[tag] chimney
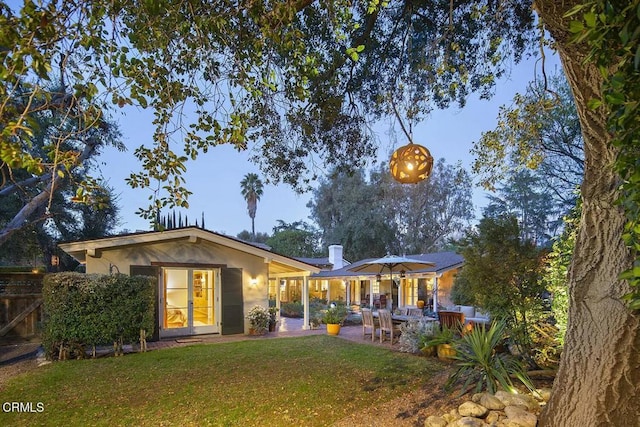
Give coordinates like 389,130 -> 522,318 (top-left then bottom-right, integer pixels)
328,245 -> 344,270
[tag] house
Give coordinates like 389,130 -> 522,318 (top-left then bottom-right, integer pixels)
306,251 -> 464,311
58,227 -> 320,339
59,229 -> 464,337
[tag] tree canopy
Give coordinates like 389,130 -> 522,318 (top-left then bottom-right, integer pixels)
309,159 -> 473,260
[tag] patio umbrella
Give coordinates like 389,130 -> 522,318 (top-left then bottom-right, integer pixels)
347,254 -> 435,276
347,255 -> 435,308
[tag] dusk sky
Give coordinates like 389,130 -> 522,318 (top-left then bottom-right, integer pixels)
100,51 -> 562,237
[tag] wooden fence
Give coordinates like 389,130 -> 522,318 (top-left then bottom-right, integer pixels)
0,273 -> 44,342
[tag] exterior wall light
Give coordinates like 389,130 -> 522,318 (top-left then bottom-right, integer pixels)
389,142 -> 434,184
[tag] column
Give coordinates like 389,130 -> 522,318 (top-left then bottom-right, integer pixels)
433,275 -> 439,313
302,275 -> 309,330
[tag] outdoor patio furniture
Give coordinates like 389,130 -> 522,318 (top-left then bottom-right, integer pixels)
361,308 -> 377,342
438,310 -> 465,330
379,294 -> 387,309
378,309 -> 400,344
407,308 -> 423,317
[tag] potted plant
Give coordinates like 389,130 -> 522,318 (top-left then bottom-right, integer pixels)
322,304 -> 348,335
418,334 -> 437,357
267,306 -> 279,332
426,324 -> 459,359
246,306 -> 270,335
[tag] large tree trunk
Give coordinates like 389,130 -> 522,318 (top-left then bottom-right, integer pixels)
534,1 -> 640,425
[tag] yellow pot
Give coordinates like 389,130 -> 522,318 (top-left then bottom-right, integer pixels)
416,300 -> 425,309
420,345 -> 436,357
326,324 -> 341,335
437,344 -> 457,360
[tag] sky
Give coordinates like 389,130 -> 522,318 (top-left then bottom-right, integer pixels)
99,53 -> 562,237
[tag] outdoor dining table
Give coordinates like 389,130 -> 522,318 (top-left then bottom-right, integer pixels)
371,311 -> 437,323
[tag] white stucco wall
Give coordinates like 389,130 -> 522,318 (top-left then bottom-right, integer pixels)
84,238 -> 270,333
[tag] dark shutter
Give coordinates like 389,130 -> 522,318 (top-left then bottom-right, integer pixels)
221,268 -> 244,335
130,265 -> 160,341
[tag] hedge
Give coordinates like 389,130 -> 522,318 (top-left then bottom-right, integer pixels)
42,272 -> 155,359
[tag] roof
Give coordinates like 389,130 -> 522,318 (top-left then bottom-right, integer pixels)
58,226 -> 320,276
294,257 -> 332,268
310,251 -> 463,279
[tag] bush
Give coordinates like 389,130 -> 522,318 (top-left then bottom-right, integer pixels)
398,319 -> 438,354
280,302 -> 304,317
446,321 -> 535,395
42,272 -> 155,359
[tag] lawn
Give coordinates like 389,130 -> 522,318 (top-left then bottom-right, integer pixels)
0,335 -> 446,426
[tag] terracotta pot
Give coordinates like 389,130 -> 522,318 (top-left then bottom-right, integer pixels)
326,323 -> 341,335
437,343 -> 457,359
416,300 -> 425,309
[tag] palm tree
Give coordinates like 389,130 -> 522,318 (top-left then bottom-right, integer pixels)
240,173 -> 264,240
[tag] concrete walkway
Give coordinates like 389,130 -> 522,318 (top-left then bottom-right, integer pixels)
145,317 -> 401,353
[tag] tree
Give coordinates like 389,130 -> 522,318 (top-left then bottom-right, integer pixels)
236,230 -> 270,244
484,169 -> 559,247
265,220 -> 321,258
309,168 -> 394,261
373,159 -> 474,255
240,173 -> 264,240
452,215 -> 547,361
472,71 -> 585,215
309,160 -> 473,259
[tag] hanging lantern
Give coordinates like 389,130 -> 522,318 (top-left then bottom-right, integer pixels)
389,142 -> 434,184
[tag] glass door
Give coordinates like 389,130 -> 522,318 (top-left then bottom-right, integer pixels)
192,269 -> 217,334
162,268 -> 219,337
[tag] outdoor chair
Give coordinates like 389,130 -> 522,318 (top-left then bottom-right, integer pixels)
379,294 -> 387,309
378,309 -> 400,344
361,308 -> 377,342
407,308 -> 424,317
438,311 -> 465,331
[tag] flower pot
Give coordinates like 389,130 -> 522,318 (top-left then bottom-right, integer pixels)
416,300 -> 425,309
437,343 -> 456,360
326,323 -> 341,335
420,345 -> 436,357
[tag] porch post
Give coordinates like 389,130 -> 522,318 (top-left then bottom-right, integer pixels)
369,278 -> 374,307
302,275 -> 310,330
433,275 -> 439,313
345,280 -> 350,306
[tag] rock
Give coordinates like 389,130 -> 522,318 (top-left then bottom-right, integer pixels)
479,394 -> 506,411
449,417 -> 487,427
494,391 -> 540,411
443,413 -> 457,423
536,388 -> 552,402
471,393 -> 484,403
485,410 -> 503,425
504,405 -> 538,427
458,401 -> 489,418
424,415 -> 448,427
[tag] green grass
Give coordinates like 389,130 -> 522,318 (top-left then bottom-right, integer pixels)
0,336 -> 446,426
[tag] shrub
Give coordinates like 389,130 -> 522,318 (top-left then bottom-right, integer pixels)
42,272 -> 155,359
446,321 -> 535,395
280,302 -> 304,317
398,319 -> 438,354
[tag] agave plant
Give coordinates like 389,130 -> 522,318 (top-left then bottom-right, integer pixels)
446,320 -> 535,395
